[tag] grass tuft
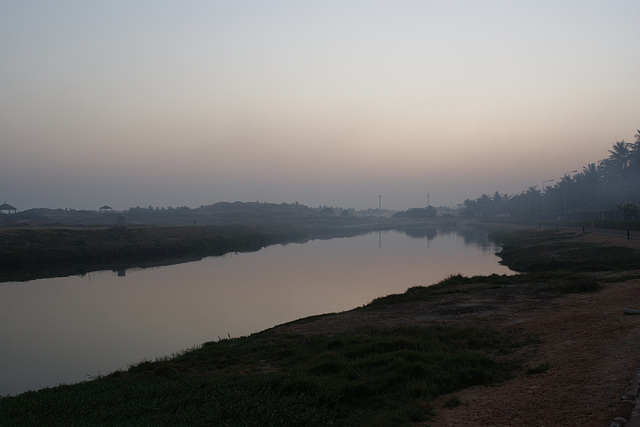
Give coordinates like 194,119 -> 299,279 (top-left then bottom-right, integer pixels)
443,395 -> 461,409
525,363 -> 550,375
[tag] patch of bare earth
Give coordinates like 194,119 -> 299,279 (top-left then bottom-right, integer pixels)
270,232 -> 640,426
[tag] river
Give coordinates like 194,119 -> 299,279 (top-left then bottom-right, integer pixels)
0,226 -> 512,397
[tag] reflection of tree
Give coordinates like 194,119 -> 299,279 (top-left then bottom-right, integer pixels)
397,226 -> 497,253
455,229 -> 497,254
402,227 -> 437,240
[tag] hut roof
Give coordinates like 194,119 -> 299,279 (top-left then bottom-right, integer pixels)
99,205 -> 113,210
0,203 -> 17,211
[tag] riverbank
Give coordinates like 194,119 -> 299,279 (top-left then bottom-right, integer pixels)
0,216 -> 444,282
2,228 -> 640,425
276,229 -> 640,426
0,225 -> 302,282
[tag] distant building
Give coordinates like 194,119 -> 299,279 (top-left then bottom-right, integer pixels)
99,205 -> 113,213
0,203 -> 17,214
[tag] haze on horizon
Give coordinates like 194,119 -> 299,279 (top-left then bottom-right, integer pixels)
1,1 -> 638,212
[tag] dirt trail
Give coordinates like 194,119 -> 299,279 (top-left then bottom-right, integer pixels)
428,276 -> 640,426
272,232 -> 640,426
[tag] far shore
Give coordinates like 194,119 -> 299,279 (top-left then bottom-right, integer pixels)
0,216 -> 463,283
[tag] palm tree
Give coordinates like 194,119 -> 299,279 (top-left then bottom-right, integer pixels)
526,186 -> 541,197
525,186 -> 540,219
627,130 -> 640,184
608,140 -> 631,161
606,140 -> 631,184
582,162 -> 599,180
578,162 -> 602,212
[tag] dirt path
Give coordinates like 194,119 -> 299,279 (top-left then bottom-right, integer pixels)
428,276 -> 640,426
271,232 -> 640,426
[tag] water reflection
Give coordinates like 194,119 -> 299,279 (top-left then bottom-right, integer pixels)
399,227 -> 438,240
381,225 -> 496,253
0,227 -> 511,397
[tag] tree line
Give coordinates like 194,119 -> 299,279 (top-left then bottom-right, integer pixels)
462,130 -> 640,221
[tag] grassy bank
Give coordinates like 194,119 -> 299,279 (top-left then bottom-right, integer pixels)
0,225 -> 306,282
2,228 -> 638,425
493,228 -> 640,272
0,326 -> 523,426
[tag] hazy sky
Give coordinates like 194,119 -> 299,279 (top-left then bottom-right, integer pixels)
1,1 -> 639,211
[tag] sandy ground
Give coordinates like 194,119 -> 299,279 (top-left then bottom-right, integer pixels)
427,276 -> 640,426
271,232 -> 640,426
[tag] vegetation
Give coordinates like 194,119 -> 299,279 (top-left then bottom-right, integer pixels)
442,395 -> 462,409
0,201 -> 398,229
0,225 -> 306,282
392,206 -> 437,219
526,363 -> 550,375
368,270 -> 601,308
494,229 -> 640,272
0,326 -> 522,426
0,202 -> 434,282
462,129 -> 640,221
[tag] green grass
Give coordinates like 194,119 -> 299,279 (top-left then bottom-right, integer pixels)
368,271 -> 601,308
1,326 -> 523,426
525,363 -> 550,375
601,273 -> 640,283
442,395 -> 462,409
493,229 -> 640,272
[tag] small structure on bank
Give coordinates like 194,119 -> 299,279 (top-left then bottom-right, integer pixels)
0,203 -> 17,214
99,205 -> 113,213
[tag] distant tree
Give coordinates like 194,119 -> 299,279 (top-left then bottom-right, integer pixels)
615,202 -> 639,219
576,162 -> 602,212
605,140 -> 631,184
582,162 -> 599,181
526,186 -> 541,197
627,130 -> 640,185
461,199 -> 476,217
461,129 -> 640,220
392,206 -> 436,219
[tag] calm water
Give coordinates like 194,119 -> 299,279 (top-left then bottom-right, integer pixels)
0,228 -> 512,396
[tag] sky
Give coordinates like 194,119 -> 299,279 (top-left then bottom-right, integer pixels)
1,1 -> 639,211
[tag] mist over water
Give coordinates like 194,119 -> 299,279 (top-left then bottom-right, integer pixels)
0,228 -> 510,396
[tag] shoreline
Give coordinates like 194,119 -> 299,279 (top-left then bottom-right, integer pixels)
3,227 -> 640,425
0,218 -> 461,283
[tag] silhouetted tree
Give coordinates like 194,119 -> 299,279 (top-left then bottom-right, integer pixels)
616,202 -> 639,220
392,206 -> 436,219
462,130 -> 640,220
